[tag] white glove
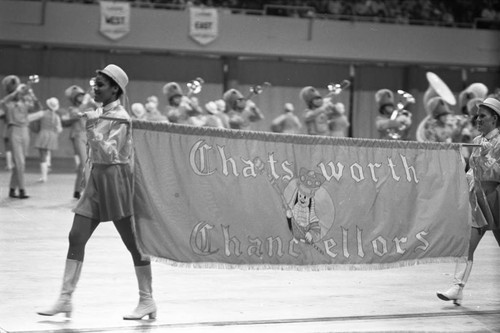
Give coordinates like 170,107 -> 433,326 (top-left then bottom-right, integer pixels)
84,110 -> 100,120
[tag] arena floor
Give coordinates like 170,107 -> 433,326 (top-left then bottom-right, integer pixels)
1,159 -> 499,333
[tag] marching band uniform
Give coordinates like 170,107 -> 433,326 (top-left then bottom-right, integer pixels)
144,96 -> 168,122
204,99 -> 228,129
223,88 -> 264,130
32,97 -> 63,182
62,85 -> 97,199
163,82 -> 202,125
422,96 -> 460,143
0,75 -> 43,199
328,100 -> 350,138
437,97 -> 500,305
270,103 -> 302,134
374,89 -> 412,140
300,86 -> 349,137
300,86 -> 330,136
38,64 -> 157,321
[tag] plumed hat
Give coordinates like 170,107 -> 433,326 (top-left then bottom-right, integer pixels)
300,86 -> 321,106
46,97 -> 59,111
65,85 -> 85,104
162,82 -> 183,103
466,97 -> 483,117
375,89 -> 395,110
97,64 -> 128,94
458,83 -> 488,114
223,89 -> 244,111
426,96 -> 452,118
2,75 -> 20,94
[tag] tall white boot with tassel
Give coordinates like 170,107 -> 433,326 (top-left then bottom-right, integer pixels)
437,260 -> 473,305
37,259 -> 83,318
123,265 -> 157,320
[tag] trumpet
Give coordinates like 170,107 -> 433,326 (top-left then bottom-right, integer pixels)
17,74 -> 40,96
326,79 -> 350,96
187,77 -> 204,96
387,90 -> 414,140
246,82 -> 271,99
28,75 -> 40,85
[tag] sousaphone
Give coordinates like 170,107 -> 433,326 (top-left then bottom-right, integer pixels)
416,72 -> 457,142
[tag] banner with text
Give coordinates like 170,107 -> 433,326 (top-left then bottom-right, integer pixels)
100,1 -> 130,40
132,122 -> 471,270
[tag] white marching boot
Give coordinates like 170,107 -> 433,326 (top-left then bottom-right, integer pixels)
37,259 -> 83,318
5,151 -> 13,170
38,162 -> 48,182
123,265 -> 157,320
437,260 -> 473,305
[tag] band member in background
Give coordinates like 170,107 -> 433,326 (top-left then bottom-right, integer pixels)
163,82 -> 202,125
144,95 -> 168,122
223,88 -> 264,130
204,100 -> 228,128
300,86 -> 331,136
437,97 -> 500,306
37,64 -> 157,320
32,97 -> 63,183
422,96 -> 461,143
374,89 -> 412,140
328,99 -> 350,138
61,85 -> 97,199
0,75 -> 43,199
457,83 -> 489,169
270,102 -> 302,134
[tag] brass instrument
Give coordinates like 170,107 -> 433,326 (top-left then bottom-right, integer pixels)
186,77 -> 204,96
245,82 -> 271,100
386,90 -> 415,140
326,79 -> 350,96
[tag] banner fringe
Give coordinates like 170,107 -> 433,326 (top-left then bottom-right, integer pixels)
131,120 -> 462,151
146,255 -> 467,271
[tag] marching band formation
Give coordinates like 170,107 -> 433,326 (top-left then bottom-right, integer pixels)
1,64 -> 500,318
0,71 -> 499,199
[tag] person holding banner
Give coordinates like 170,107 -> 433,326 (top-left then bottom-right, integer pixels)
37,64 -> 157,320
437,97 -> 500,306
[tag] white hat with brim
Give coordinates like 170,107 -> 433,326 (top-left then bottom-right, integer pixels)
97,64 -> 128,95
479,97 -> 500,117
